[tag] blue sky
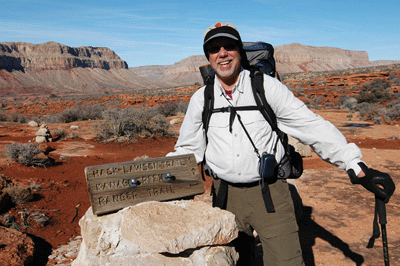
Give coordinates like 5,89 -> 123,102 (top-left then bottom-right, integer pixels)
1,0 -> 400,67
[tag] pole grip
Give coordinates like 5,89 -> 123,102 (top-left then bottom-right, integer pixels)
376,197 -> 387,225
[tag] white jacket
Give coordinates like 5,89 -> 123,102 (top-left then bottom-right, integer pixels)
167,69 -> 363,183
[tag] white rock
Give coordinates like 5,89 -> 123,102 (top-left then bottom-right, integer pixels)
35,136 -> 47,143
288,135 -> 312,157
35,127 -> 50,136
72,200 -> 239,266
28,121 -> 39,127
170,118 -> 182,125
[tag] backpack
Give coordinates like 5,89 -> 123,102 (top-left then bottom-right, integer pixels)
199,41 -> 302,180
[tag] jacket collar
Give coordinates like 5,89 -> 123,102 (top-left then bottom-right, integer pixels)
215,67 -> 245,95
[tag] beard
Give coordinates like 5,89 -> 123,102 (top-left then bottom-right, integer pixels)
212,54 -> 241,82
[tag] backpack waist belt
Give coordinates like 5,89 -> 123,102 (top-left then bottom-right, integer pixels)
213,177 -> 276,213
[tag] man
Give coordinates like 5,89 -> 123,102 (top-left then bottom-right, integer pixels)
167,22 -> 394,265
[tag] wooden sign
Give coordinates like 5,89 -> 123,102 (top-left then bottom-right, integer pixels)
85,154 -> 204,215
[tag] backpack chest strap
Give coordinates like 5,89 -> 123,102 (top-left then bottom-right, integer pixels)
212,106 -> 259,133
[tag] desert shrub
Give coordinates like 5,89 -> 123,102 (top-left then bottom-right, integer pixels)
347,113 -> 353,120
54,127 -> 67,139
386,100 -> 400,121
0,111 -> 6,121
312,96 -> 324,105
392,78 -> 400,86
31,213 -> 49,226
5,185 -> 34,205
57,104 -> 104,123
373,116 -> 384,124
94,107 -> 170,140
339,96 -> 357,110
354,102 -> 377,118
333,85 -> 342,91
6,112 -> 29,123
3,214 -> 19,230
156,100 -> 180,117
5,142 -> 51,167
325,102 -> 334,109
156,100 -> 189,116
29,182 -> 42,192
176,101 -> 189,114
357,78 -> 392,103
295,88 -> 305,96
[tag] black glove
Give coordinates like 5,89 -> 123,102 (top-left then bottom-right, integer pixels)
347,162 -> 395,203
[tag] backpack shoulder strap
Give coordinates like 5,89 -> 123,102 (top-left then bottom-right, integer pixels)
249,68 -> 277,131
202,77 -> 215,135
250,68 -> 288,146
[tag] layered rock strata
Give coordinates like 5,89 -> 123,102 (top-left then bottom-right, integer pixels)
131,43 -> 373,86
0,42 -> 128,71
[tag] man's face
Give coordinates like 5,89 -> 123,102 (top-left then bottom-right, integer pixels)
207,37 -> 241,84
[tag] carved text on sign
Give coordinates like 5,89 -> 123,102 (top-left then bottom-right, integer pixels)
86,156 -> 196,179
147,185 -> 174,197
85,154 -> 204,215
98,191 -> 138,206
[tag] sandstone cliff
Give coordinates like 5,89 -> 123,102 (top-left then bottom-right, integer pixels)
274,43 -> 370,73
0,42 -> 172,100
131,43 -> 382,86
0,42 -> 128,71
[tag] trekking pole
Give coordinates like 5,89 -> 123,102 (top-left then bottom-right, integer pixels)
376,197 -> 390,266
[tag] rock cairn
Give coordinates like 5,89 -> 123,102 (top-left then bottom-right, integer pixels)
35,124 -> 53,143
72,200 -> 239,266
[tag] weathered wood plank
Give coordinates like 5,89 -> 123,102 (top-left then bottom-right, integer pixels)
85,154 -> 204,215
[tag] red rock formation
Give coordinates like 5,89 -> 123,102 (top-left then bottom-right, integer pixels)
0,42 -> 128,71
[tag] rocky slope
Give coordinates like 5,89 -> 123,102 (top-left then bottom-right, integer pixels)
0,42 -> 128,71
131,43 -> 400,86
0,42 -> 171,102
274,43 -> 369,73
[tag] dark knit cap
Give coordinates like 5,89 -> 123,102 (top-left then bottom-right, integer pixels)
203,22 -> 243,59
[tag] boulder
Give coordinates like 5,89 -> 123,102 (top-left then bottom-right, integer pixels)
0,226 -> 35,265
72,200 -> 239,266
27,120 -> 39,127
288,135 -> 312,157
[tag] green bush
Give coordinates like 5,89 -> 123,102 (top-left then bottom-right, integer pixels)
357,78 -> 392,103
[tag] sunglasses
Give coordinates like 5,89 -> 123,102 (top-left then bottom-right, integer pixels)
208,43 -> 238,54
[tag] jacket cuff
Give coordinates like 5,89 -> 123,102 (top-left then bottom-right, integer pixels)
346,160 -> 364,176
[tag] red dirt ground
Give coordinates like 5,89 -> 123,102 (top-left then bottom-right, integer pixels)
0,111 -> 399,265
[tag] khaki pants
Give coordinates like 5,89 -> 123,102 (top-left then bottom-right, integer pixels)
213,179 -> 304,266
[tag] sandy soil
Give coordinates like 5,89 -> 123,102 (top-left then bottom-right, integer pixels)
0,110 -> 399,266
